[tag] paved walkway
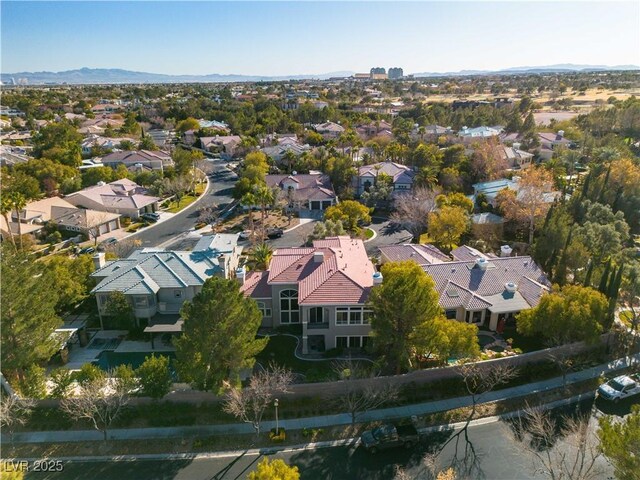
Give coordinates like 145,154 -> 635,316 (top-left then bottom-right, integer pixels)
6,353 -> 638,444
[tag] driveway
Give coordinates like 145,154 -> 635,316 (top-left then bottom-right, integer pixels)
365,217 -> 413,255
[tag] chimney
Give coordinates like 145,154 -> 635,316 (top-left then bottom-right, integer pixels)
314,251 -> 324,263
475,258 -> 489,271
92,252 -> 106,270
373,271 -> 383,285
235,266 -> 246,285
500,245 -> 513,258
505,282 -> 517,293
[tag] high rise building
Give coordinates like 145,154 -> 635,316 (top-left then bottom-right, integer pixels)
388,67 -> 404,79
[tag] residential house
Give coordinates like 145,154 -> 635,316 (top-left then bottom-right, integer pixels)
471,177 -> 560,207
192,233 -> 243,274
100,150 -> 173,173
538,131 -> 573,160
91,246 -> 239,328
0,145 -> 30,167
52,206 -> 121,237
499,143 -> 534,170
422,255 -> 549,331
379,244 -> 451,265
199,135 -> 242,159
353,162 -> 415,196
313,121 -> 345,140
81,135 -> 128,155
355,120 -> 393,139
65,178 -> 160,219
458,126 -> 503,143
265,173 -> 337,212
410,124 -> 453,141
261,137 -> 312,165
240,236 -> 376,354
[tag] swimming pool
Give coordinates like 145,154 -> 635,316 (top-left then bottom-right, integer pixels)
477,332 -> 495,349
87,337 -> 122,350
93,351 -> 176,372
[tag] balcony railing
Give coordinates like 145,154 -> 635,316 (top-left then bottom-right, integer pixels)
306,322 -> 329,330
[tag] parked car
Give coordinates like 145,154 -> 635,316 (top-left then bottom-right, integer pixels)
97,237 -> 118,251
360,424 -> 420,454
266,228 -> 284,239
597,374 -> 640,402
141,212 -> 161,222
79,246 -> 95,255
239,230 -> 251,240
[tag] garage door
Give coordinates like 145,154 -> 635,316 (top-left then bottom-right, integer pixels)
108,220 -> 118,230
310,201 -> 321,210
99,224 -> 109,235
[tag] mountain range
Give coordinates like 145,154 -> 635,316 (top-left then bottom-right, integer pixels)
1,64 -> 638,85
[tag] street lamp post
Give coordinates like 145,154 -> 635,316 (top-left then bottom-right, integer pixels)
274,398 -> 279,435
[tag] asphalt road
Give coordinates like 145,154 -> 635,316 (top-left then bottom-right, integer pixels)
26,398 -> 628,480
128,158 -> 237,250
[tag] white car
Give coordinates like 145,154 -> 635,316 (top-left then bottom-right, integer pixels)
598,374 -> 640,402
238,230 -> 251,240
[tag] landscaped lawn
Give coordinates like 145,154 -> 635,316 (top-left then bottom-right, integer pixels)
501,326 -> 547,353
256,335 -> 336,382
164,183 -> 206,213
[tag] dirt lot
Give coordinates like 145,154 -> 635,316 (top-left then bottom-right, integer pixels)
214,210 -> 299,234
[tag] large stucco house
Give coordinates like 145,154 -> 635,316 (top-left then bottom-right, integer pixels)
353,162 -> 415,197
240,236 -> 376,354
379,244 -> 550,332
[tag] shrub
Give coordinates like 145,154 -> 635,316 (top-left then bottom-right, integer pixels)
136,354 -> 172,399
49,368 -> 74,398
113,364 -> 138,393
269,427 -> 286,442
74,363 -> 105,386
20,364 -> 47,399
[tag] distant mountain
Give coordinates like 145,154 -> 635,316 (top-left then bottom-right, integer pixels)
2,64 -> 638,85
411,64 -> 640,77
0,67 -> 356,85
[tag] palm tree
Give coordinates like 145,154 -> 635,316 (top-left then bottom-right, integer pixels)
249,243 -> 273,271
253,185 -> 275,238
8,192 -> 27,251
415,166 -> 438,189
282,150 -> 297,173
0,195 -> 17,248
241,192 -> 257,242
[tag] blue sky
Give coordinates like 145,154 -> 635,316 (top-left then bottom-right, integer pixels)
2,1 -> 639,75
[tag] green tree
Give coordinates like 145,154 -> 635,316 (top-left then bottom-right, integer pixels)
104,292 -> 136,329
19,364 -> 47,399
49,367 -> 75,398
599,405 -> 640,480
82,167 -> 116,188
174,277 -> 267,391
113,364 -> 138,394
137,354 -> 172,399
517,285 -> 608,345
120,111 -> 140,135
428,205 -> 469,250
46,255 -> 95,314
436,192 -> 474,214
172,147 -> 204,177
139,134 -> 158,151
324,200 -> 371,232
175,117 -> 200,135
369,261 -> 444,373
413,317 -> 480,364
32,121 -> 82,167
247,458 -> 300,480
1,247 -> 62,382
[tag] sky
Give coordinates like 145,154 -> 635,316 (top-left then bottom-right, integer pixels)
1,1 -> 639,76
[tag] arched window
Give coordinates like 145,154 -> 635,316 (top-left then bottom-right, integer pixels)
279,289 -> 299,323
309,307 -> 324,324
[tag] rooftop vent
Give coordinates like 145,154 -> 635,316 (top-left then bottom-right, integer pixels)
373,271 -> 383,285
505,282 -> 517,293
500,245 -> 513,258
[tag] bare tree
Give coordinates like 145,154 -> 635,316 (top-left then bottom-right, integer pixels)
222,362 -> 293,436
390,188 -> 439,241
103,238 -> 142,258
513,406 -> 604,480
330,358 -> 400,425
60,376 -> 130,442
197,205 -> 219,226
395,454 -> 457,480
548,351 -> 575,391
459,363 -> 518,420
0,394 -> 35,440
87,212 -> 116,246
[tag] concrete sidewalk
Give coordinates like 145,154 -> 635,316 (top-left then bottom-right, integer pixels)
6,353 -> 638,444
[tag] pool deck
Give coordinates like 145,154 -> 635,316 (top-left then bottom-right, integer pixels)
114,340 -> 175,353
63,330 -> 134,370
